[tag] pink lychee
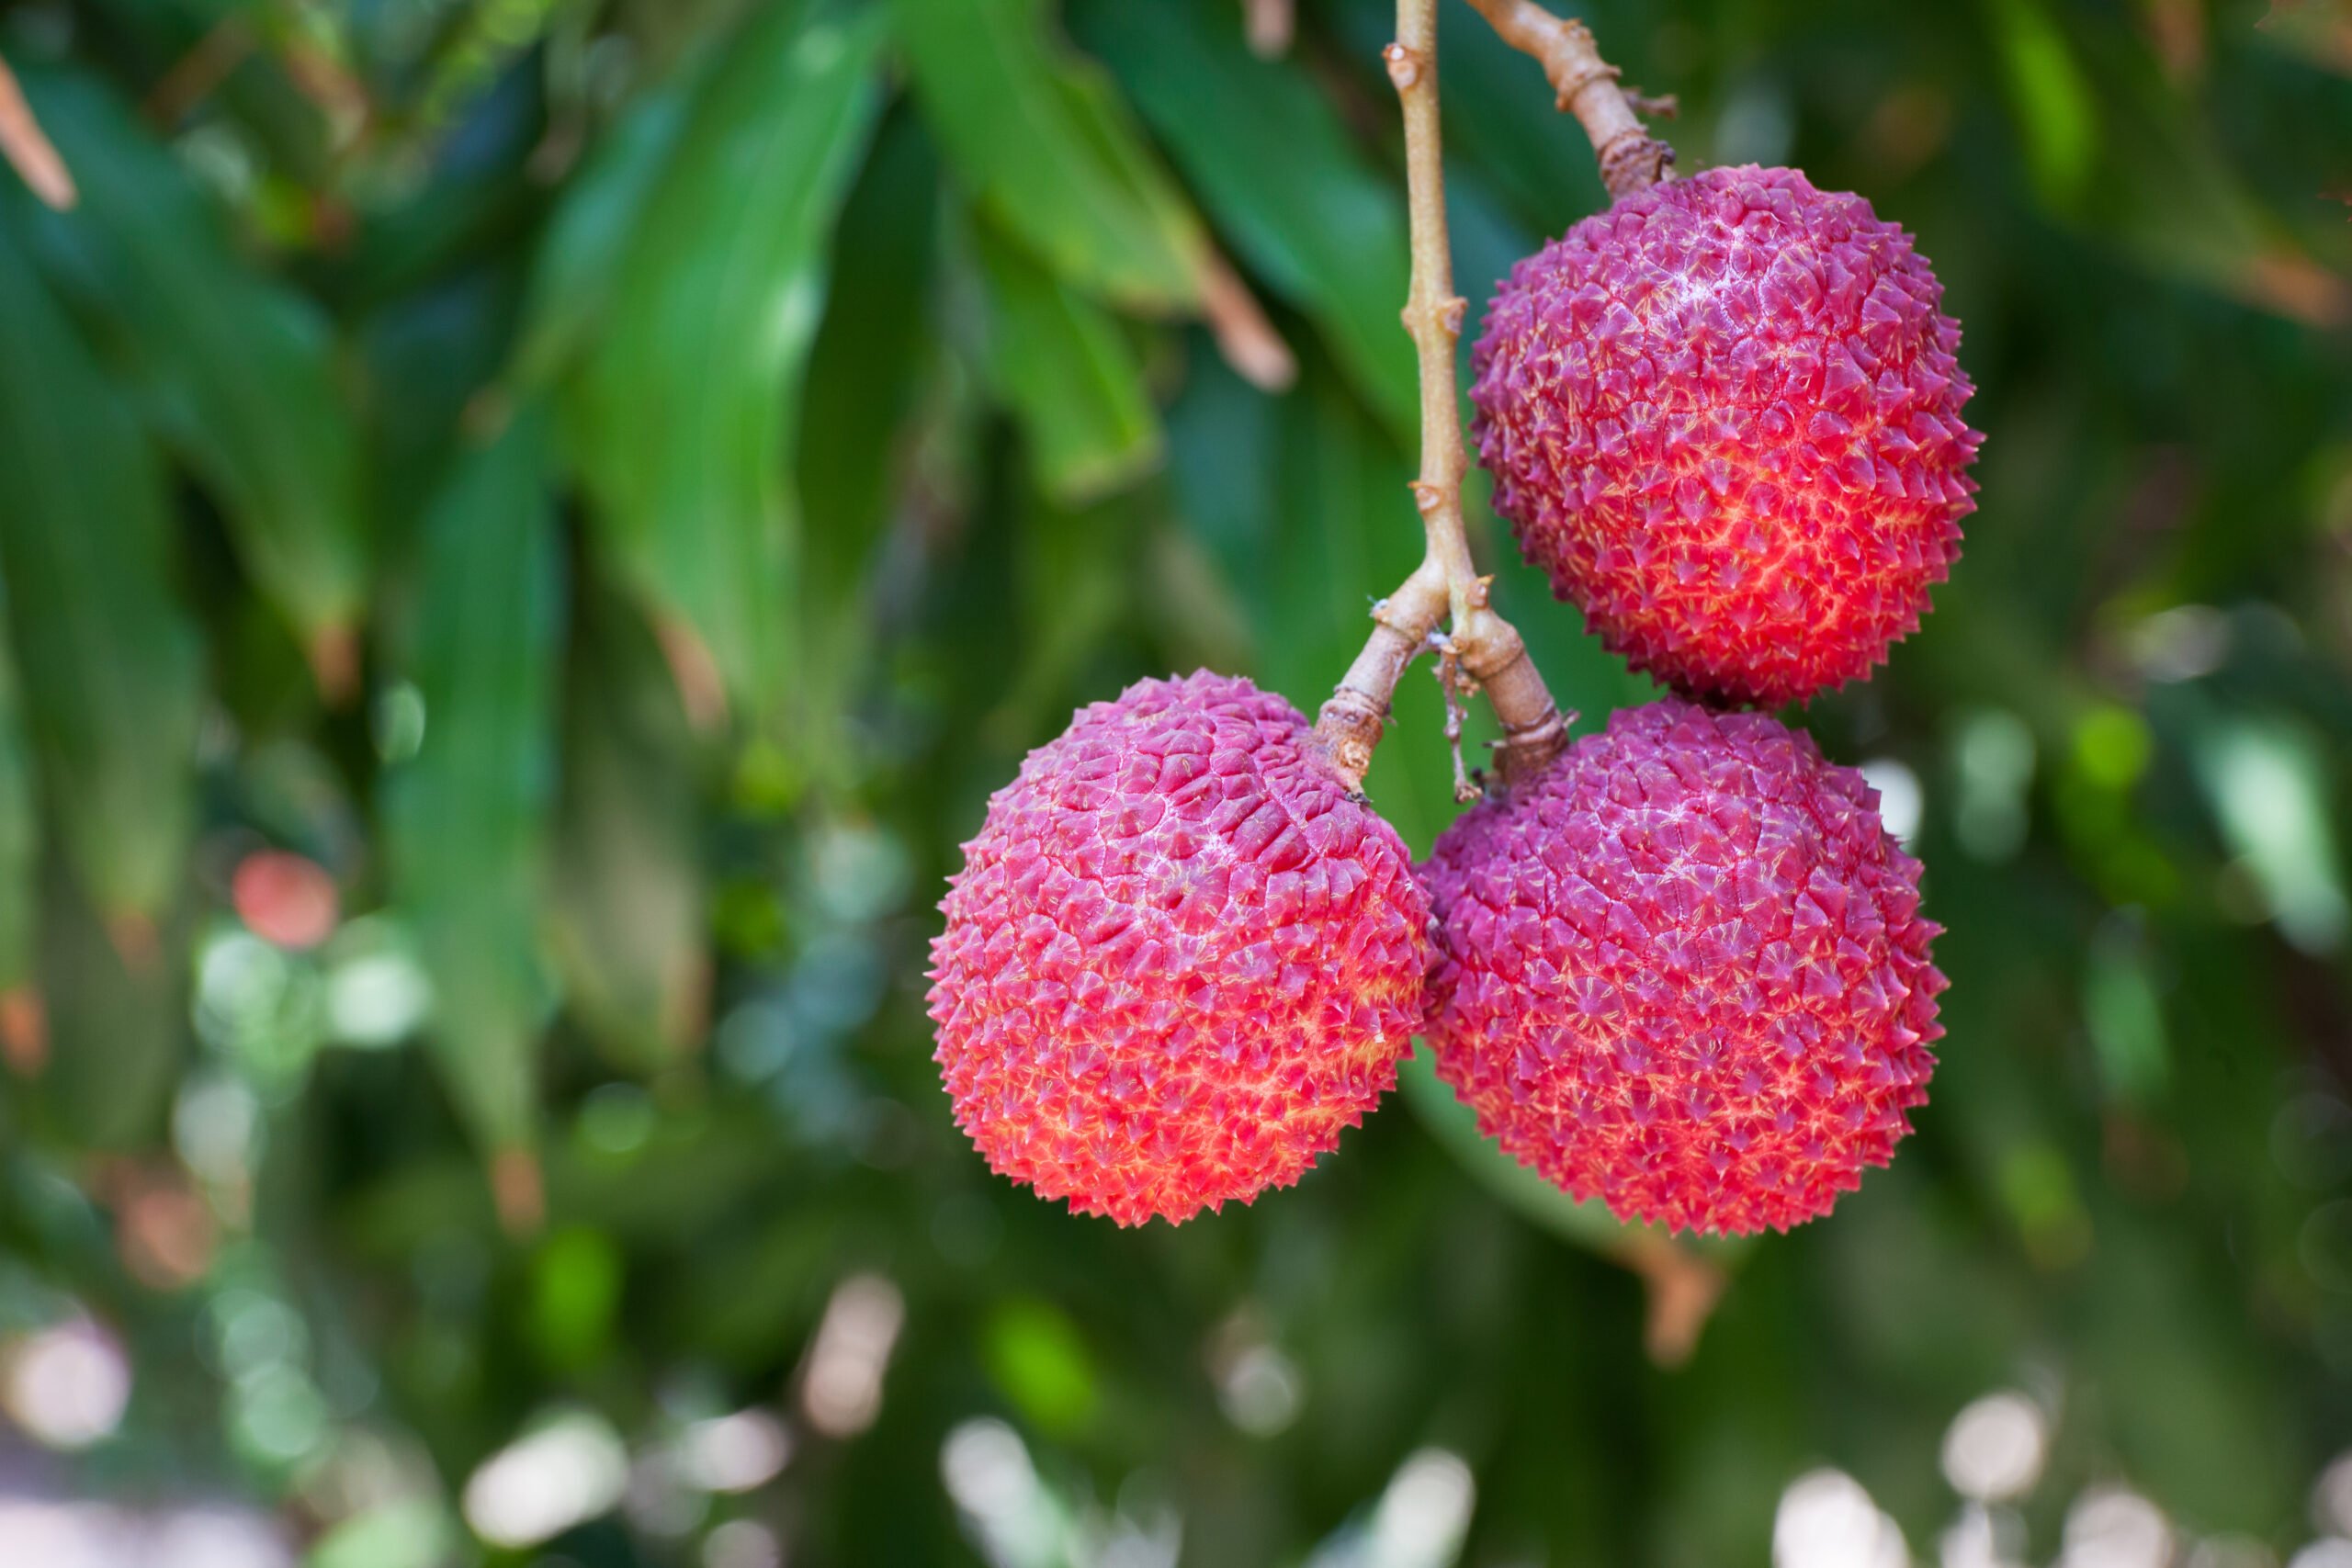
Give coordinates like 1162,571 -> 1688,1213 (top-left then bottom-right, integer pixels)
1419,699 -> 1945,1235
1469,164 -> 1982,707
928,672 -> 1429,1225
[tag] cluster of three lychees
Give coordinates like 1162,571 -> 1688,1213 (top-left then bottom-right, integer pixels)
929,166 -> 1981,1237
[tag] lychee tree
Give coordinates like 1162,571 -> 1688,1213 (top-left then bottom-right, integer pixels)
0,0 -> 2343,1555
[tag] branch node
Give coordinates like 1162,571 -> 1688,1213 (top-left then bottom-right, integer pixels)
1550,57 -> 1620,116
1383,42 -> 1422,90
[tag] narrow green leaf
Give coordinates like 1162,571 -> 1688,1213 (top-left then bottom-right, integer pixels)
972,221 -> 1163,506
361,266 -> 528,547
0,232 -> 201,928
980,481 -> 1147,747
551,590 -> 707,1076
385,411 -> 562,1165
801,107 -> 942,607
2190,715 -> 2348,954
17,68 -> 368,681
2087,53 -> 2346,327
38,866 -> 186,1150
796,108 -> 942,769
0,592 -> 38,1003
568,1 -> 887,727
1987,0 -> 2100,208
511,69 -> 700,390
1069,0 -> 1417,439
892,0 -> 1202,312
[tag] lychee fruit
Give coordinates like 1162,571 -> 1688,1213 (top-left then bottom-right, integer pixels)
928,671 -> 1429,1225
1419,699 -> 1945,1235
1469,164 -> 1982,707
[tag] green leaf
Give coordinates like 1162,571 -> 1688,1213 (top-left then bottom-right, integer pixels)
971,220 -> 1163,506
511,68 -> 701,391
551,590 -> 708,1076
384,410 -> 562,1168
2190,714 -> 2348,954
360,266 -> 528,548
797,107 -> 942,766
37,866 -> 186,1150
0,591 -> 40,1004
0,231 -> 201,928
2083,48 -> 2348,328
892,0 -> 1203,312
1069,0 -> 1417,439
982,1298 -> 1100,1437
17,67 -> 369,682
1986,0 -> 2100,208
568,1 -> 888,728
526,1224 -> 624,1371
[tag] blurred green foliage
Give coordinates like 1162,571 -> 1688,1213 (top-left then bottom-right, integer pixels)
0,0 -> 2346,1563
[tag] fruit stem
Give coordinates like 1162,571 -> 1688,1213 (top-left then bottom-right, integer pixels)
1456,0 -> 1675,199
1315,0 -> 1567,794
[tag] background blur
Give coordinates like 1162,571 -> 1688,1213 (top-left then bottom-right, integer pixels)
0,0 -> 2346,1563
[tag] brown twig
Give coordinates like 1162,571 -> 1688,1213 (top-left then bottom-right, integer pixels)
0,53 -> 74,210
1314,0 -> 1567,793
1457,0 -> 1674,198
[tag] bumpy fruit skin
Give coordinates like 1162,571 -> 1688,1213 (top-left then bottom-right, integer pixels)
927,672 -> 1429,1226
1419,700 -> 1945,1235
1469,164 -> 1982,707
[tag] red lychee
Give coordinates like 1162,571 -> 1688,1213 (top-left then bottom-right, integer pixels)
1419,699 -> 1944,1235
928,672 -> 1429,1226
1469,164 -> 1982,707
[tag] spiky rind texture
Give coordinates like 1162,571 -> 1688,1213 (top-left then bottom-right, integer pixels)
928,672 -> 1429,1226
1419,700 -> 1945,1235
1469,164 -> 1982,707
